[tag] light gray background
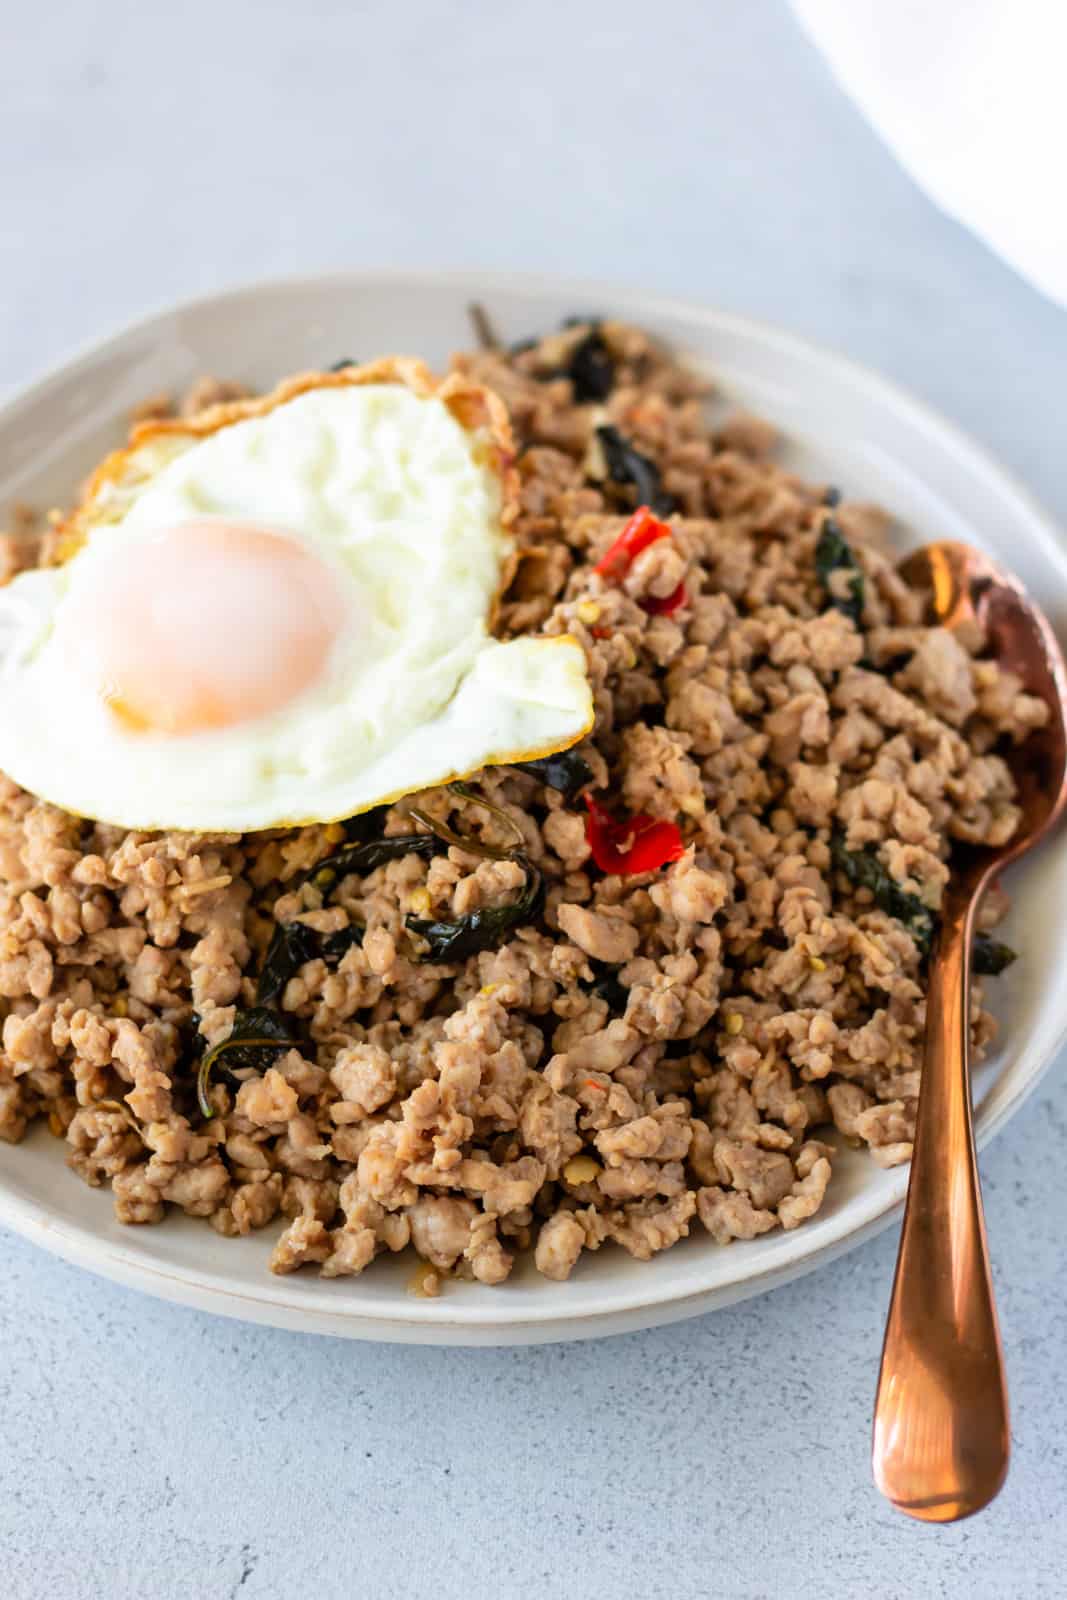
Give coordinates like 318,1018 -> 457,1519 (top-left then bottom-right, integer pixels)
1,3 -> 1065,1597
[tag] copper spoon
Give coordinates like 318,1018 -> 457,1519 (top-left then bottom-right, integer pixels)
871,540 -> 1067,1523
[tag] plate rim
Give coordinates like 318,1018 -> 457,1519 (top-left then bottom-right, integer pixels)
1,266 -> 1065,1344
8,264 -> 1067,586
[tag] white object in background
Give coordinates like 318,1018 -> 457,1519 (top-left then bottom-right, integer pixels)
791,0 -> 1067,310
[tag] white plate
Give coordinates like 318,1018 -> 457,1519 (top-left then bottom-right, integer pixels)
1,270 -> 1066,1345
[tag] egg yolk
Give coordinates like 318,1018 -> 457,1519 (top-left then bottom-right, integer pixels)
63,520 -> 346,735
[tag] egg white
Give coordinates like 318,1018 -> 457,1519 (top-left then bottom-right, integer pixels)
0,367 -> 594,830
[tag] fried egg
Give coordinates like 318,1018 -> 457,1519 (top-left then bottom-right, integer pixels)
0,360 -> 593,831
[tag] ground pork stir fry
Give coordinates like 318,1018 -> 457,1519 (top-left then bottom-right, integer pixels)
0,321 -> 1047,1288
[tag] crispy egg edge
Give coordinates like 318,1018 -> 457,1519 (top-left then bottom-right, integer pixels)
38,632 -> 595,835
270,633 -> 597,831
35,357 -> 593,834
54,355 -> 521,614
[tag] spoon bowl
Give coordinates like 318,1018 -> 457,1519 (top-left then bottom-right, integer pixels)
873,539 -> 1067,1521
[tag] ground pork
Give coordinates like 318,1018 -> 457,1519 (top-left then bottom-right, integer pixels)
0,317 -> 1037,1287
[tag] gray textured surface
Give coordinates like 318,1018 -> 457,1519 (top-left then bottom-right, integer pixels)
1,3 -> 1065,1596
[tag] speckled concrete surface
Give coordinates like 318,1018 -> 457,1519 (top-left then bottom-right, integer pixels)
1,3 -> 1066,1595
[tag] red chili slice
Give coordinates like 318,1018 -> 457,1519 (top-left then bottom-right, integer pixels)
641,581 -> 688,617
594,506 -> 672,582
584,794 -> 685,876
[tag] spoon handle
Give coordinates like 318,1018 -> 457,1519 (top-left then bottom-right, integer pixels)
872,889 -> 1010,1521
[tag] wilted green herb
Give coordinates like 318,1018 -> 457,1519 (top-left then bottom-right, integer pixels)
565,326 -> 615,402
197,831 -> 441,1115
256,918 -> 364,1006
832,833 -> 1021,976
815,516 -> 865,627
257,920 -> 321,1007
425,781 -> 526,854
339,805 -> 388,844
596,425 -> 676,516
306,833 -> 440,898
196,1007 -> 302,1120
254,828 -> 438,1003
327,357 -> 357,371
830,832 -> 936,957
407,864 -> 544,962
972,936 -> 1018,976
405,786 -> 543,961
510,749 -> 593,800
210,791 -> 550,1099
319,925 -> 365,963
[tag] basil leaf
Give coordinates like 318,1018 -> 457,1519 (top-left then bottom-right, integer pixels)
565,327 -> 615,402
830,832 -> 936,957
815,516 -> 865,627
257,921 -> 321,1007
319,925 -> 365,963
972,936 -> 1017,976
407,862 -> 544,963
831,833 -> 1020,980
596,425 -> 676,516
202,831 -> 452,1118
257,918 -> 364,1006
196,1007 -> 302,1120
254,829 -> 432,1007
306,833 -> 441,897
511,750 -> 593,800
340,804 -> 389,844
